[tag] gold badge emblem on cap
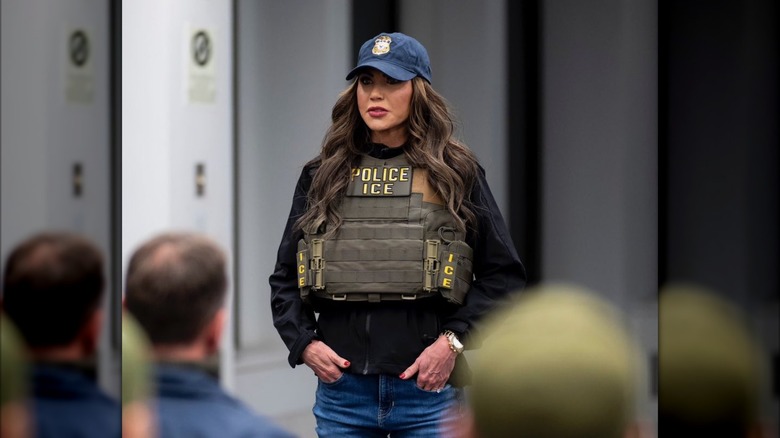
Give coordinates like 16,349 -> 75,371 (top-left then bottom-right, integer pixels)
372,35 -> 392,55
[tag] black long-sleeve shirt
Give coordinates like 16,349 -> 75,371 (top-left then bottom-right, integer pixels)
269,144 -> 526,381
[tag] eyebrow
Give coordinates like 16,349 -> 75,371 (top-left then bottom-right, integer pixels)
357,71 -> 399,82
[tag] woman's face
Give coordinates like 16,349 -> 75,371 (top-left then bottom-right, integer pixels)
356,68 -> 413,148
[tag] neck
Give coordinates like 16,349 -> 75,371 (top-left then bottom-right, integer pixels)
371,128 -> 407,148
30,343 -> 92,362
153,342 -> 212,362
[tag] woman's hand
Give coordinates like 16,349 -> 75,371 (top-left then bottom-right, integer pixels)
302,339 -> 350,383
398,334 -> 457,391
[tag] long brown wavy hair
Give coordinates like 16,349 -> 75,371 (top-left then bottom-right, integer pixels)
296,77 -> 480,238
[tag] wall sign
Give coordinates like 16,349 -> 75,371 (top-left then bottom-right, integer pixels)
66,28 -> 94,103
187,27 -> 216,103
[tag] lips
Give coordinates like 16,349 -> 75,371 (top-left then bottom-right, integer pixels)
367,106 -> 388,117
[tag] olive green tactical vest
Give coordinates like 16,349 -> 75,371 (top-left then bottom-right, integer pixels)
297,154 -> 473,304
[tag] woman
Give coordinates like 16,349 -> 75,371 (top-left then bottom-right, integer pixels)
270,32 -> 526,437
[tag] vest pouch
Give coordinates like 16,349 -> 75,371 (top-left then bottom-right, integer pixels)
296,239 -> 312,302
436,240 -> 473,305
297,239 -> 326,302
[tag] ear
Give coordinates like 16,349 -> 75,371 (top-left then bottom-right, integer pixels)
79,308 -> 103,355
203,308 -> 226,356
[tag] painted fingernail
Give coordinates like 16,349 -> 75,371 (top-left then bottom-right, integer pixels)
344,361 -> 350,367
399,373 -> 405,379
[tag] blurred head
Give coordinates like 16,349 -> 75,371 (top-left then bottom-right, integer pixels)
124,233 -> 227,351
2,232 -> 105,350
464,284 -> 639,438
121,312 -> 155,438
659,283 -> 764,437
1,313 -> 32,438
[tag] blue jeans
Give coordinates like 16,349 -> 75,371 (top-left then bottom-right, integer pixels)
313,373 -> 462,437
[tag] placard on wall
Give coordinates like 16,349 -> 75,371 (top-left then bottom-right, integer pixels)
187,26 -> 216,103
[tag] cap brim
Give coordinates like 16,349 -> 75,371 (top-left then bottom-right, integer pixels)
345,61 -> 417,82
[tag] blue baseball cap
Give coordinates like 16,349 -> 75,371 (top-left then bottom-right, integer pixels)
346,32 -> 432,84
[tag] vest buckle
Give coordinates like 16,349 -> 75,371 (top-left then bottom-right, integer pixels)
424,240 -> 440,291
310,239 -> 325,289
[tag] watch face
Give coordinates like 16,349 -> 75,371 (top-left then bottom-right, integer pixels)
448,333 -> 464,352
453,339 -> 464,352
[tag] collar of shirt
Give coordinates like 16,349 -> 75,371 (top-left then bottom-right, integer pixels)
32,363 -> 114,402
366,142 -> 407,159
155,363 -> 223,399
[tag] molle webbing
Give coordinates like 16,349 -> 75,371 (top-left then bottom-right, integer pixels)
340,196 -> 420,221
297,154 -> 473,304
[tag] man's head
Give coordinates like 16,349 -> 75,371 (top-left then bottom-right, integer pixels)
659,283 -> 765,437
2,232 -> 105,352
124,233 -> 227,355
463,284 -> 640,438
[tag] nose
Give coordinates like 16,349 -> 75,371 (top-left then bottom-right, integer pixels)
369,84 -> 384,101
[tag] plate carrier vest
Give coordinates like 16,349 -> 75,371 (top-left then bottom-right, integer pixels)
296,154 -> 474,304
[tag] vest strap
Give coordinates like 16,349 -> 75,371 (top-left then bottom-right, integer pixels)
310,239 -> 324,290
423,240 -> 440,292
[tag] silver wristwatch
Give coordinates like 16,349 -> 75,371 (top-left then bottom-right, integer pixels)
442,330 -> 464,354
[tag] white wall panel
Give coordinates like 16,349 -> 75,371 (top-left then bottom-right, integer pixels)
1,0 -> 115,395
121,0 -> 173,261
122,0 -> 235,386
2,0 -> 109,267
1,0 -> 51,257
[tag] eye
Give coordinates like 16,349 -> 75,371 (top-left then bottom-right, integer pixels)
359,76 -> 373,85
385,76 -> 401,85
